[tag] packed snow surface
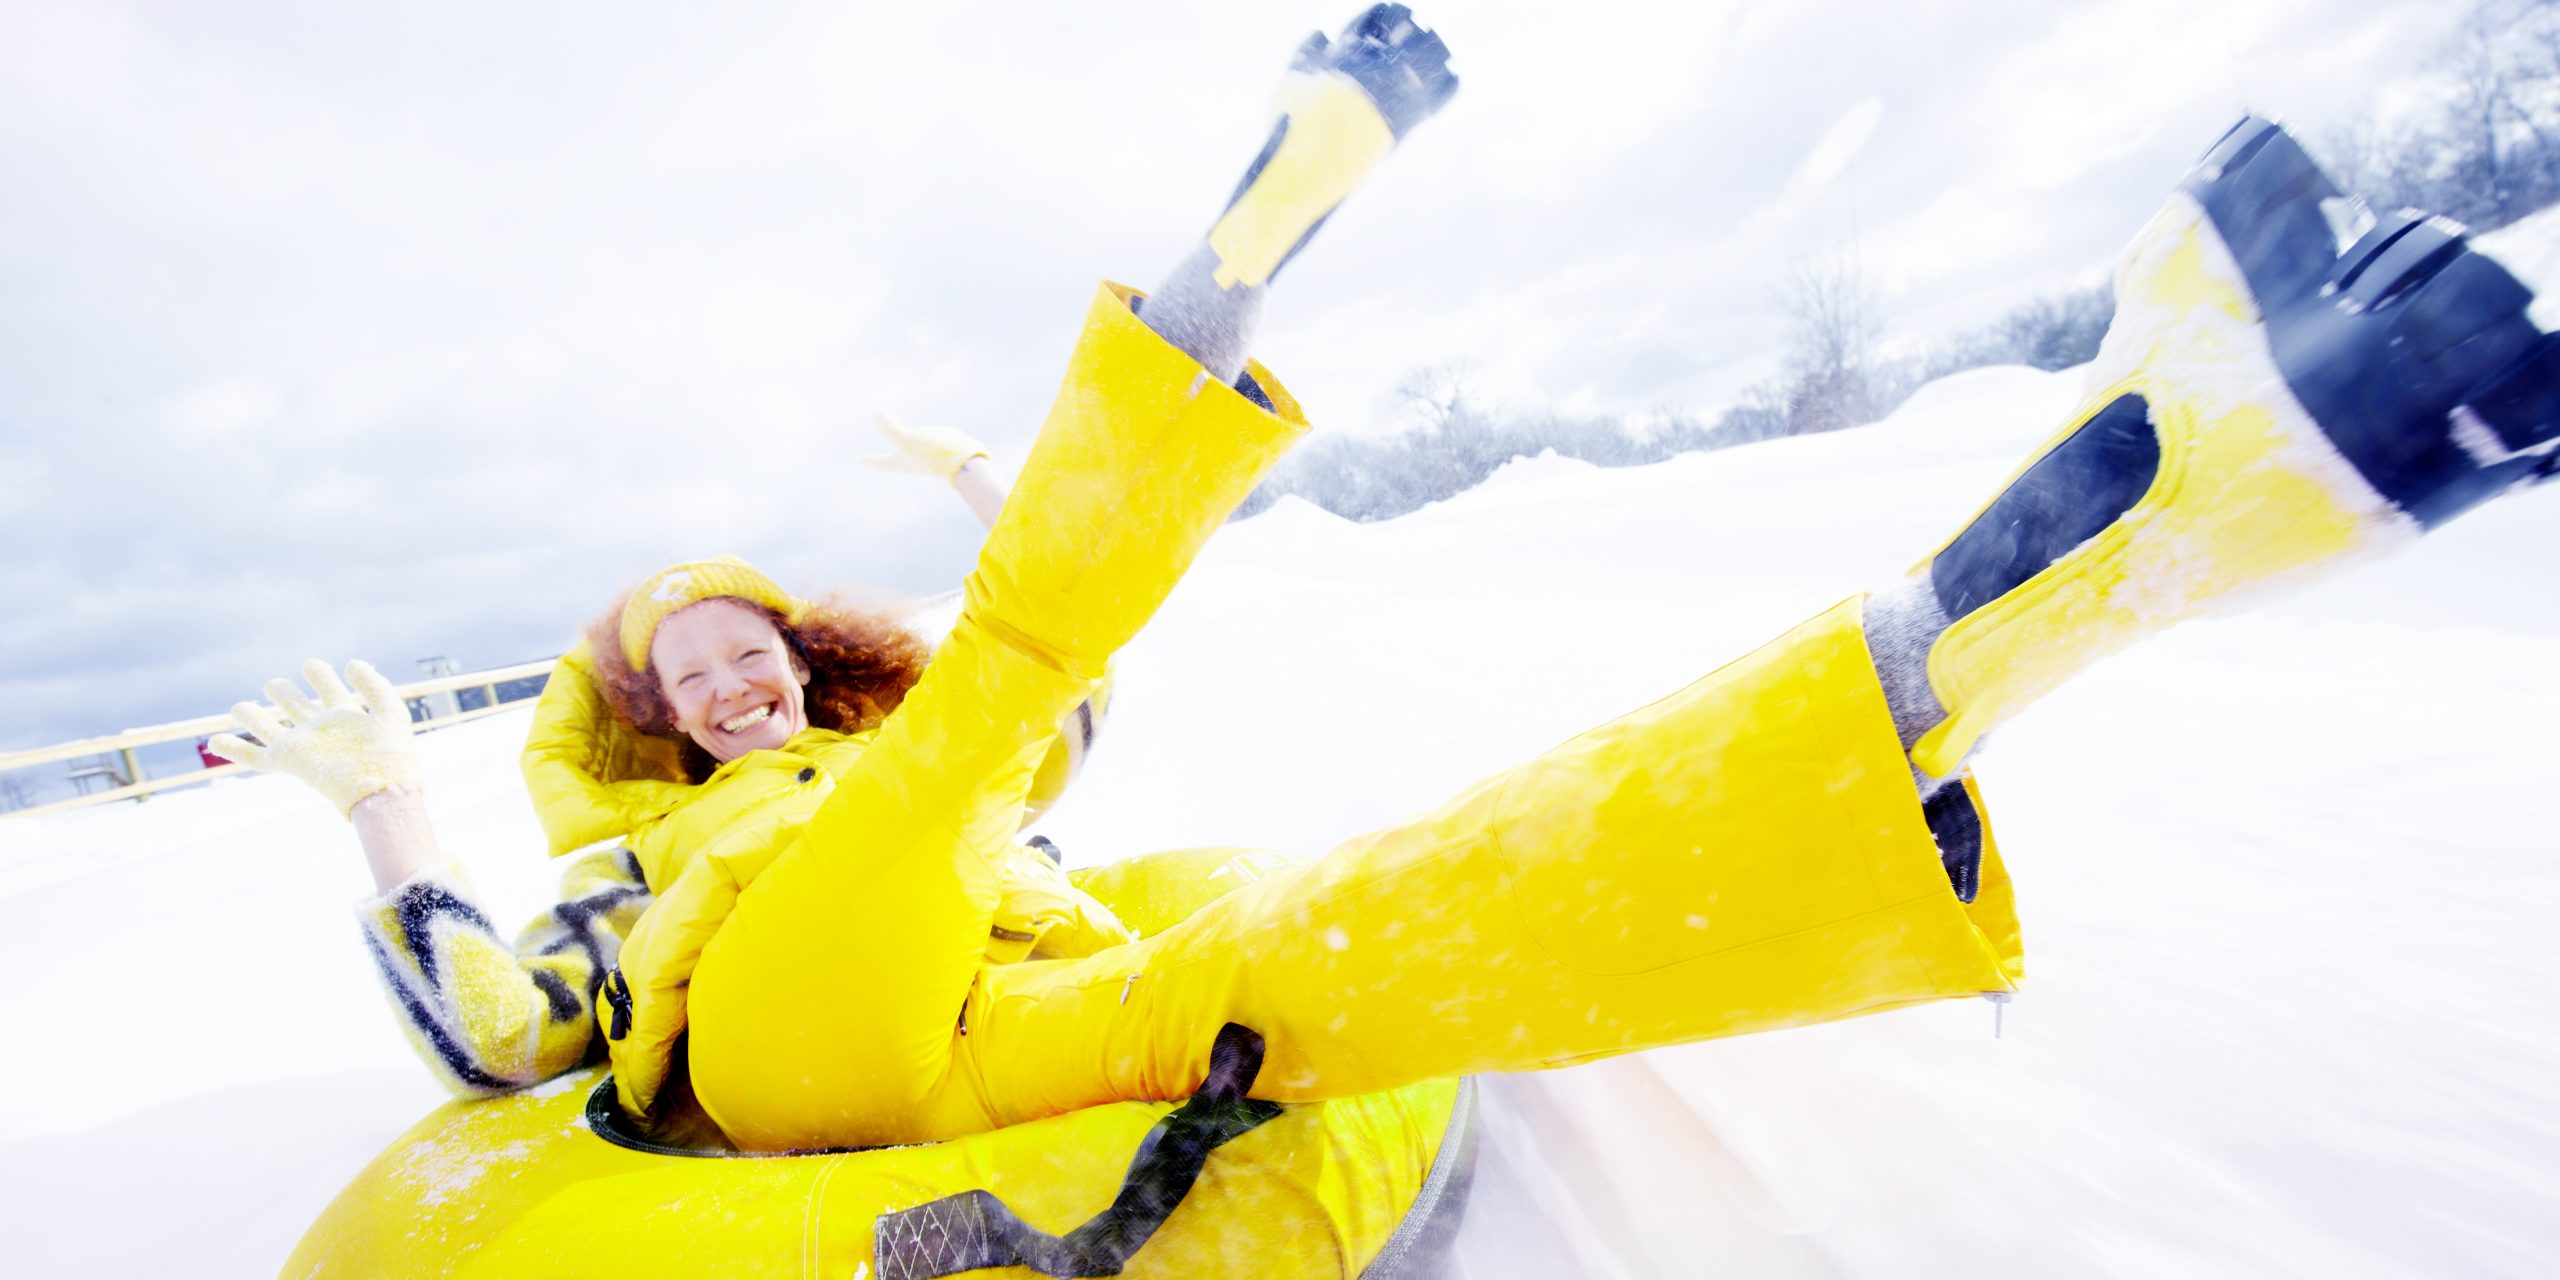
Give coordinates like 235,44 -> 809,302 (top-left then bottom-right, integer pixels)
7,274 -> 2560,1274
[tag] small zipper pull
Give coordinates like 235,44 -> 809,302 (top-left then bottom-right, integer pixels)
1120,973 -> 1142,1005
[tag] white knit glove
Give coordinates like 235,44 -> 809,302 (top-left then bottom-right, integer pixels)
861,411 -> 991,482
209,659 -> 421,817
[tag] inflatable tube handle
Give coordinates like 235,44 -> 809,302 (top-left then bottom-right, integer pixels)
873,1022 -> 1284,1279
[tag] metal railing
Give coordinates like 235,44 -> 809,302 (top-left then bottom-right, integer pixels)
0,657 -> 562,821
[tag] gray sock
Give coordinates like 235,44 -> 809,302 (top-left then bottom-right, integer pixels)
1137,242 -> 1268,385
1862,577 -> 1959,782
1868,578 -> 1991,898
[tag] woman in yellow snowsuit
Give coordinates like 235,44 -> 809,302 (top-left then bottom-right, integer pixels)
291,428 -> 1128,1104
222,11 -> 2559,1157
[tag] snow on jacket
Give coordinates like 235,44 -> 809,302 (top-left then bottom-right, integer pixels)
359,847 -> 650,1095
367,712 -> 1123,1099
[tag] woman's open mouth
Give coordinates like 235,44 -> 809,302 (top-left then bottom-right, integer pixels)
719,704 -> 774,735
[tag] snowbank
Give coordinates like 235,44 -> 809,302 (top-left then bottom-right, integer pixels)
7,280 -> 2559,1280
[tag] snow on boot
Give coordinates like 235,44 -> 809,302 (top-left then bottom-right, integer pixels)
1902,115 -> 2560,778
1205,3 -> 1459,289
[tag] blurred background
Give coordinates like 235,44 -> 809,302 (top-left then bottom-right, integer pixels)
0,0 -> 2521,797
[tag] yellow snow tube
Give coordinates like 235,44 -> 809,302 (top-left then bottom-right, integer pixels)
284,850 -> 1476,1279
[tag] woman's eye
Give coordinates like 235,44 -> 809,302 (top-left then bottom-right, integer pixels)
739,648 -> 768,665
677,672 -> 704,687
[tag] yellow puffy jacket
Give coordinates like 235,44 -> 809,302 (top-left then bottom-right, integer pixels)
518,641 -> 694,857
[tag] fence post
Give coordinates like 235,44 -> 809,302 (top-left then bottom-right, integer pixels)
417,657 -> 462,722
118,746 -> 147,803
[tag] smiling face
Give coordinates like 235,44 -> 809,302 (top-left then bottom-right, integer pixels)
649,598 -> 812,763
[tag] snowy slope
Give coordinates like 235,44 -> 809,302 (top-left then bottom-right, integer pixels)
7,272 -> 2560,1274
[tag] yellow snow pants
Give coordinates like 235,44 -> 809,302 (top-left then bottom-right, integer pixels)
687,284 -> 2026,1153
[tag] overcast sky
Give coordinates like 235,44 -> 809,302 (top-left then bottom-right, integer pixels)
0,0 -> 2469,755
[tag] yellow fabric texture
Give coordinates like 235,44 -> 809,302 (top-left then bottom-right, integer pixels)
1958,772 -> 2027,985
603,726 -> 1135,1116
962,599 -> 2022,1128
1067,845 -> 1307,938
685,284 -> 1312,1150
1910,192 -> 2414,776
519,640 -> 693,857
287,847 -> 1463,1279
670,282 -> 2017,1152
616,554 -> 805,671
1026,665 -> 1110,825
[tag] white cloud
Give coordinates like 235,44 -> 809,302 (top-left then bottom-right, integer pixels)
159,378 -> 281,441
0,0 -> 2478,751
1786,98 -> 1886,201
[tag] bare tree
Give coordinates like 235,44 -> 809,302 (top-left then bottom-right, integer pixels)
1393,361 -> 1479,433
2403,0 -> 2560,225
2438,4 -> 2522,222
2318,111 -> 2411,209
1701,385 -> 1791,449
1778,250 -> 1880,435
2497,0 -> 2560,204
0,773 -> 35,814
2302,0 -> 2560,230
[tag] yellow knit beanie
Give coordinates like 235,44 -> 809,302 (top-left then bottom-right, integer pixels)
619,556 -> 807,671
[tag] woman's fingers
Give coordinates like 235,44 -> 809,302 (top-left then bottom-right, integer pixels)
867,410 -> 989,479
231,700 -> 289,745
233,658 -> 404,747
305,658 -> 361,711
264,677 -> 319,721
204,732 -> 267,771
346,659 -> 409,726
861,412 -> 930,474
864,411 -> 966,475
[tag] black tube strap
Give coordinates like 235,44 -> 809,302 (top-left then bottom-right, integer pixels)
873,1023 -> 1286,1280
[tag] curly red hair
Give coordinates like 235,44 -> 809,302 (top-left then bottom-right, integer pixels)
587,592 -> 931,782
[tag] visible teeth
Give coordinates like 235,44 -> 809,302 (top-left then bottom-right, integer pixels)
719,705 -> 772,734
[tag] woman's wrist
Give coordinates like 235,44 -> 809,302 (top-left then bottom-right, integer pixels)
952,457 -> 1008,529
350,787 -> 447,894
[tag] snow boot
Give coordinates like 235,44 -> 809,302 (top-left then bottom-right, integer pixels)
1206,3 -> 1458,289
1900,115 -> 2560,777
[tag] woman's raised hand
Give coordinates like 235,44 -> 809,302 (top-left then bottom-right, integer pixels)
862,411 -> 992,482
209,659 -> 422,817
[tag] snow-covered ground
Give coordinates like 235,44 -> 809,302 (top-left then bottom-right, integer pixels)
8,224 -> 2560,1276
